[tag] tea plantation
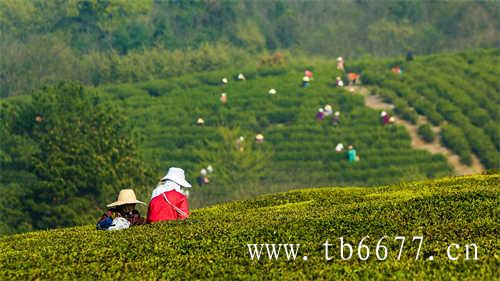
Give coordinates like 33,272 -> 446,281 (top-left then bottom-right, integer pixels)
97,51 -> 487,206
0,174 -> 498,280
359,48 -> 499,169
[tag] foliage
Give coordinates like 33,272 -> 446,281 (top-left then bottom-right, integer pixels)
0,0 -> 498,96
0,82 -> 153,233
0,175 -> 498,279
359,48 -> 499,169
441,125 -> 471,165
417,124 -> 435,143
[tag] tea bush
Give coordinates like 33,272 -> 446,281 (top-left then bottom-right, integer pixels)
417,124 -> 435,143
358,49 -> 499,169
93,62 -> 456,207
0,175 -> 497,280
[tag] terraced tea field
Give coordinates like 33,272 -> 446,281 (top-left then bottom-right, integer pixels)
358,48 -> 499,169
100,54 -> 476,206
1,174 -> 497,280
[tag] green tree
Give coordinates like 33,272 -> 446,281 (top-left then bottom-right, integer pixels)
1,82 -> 153,232
196,127 -> 271,186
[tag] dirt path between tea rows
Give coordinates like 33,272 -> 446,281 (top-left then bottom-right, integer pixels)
347,86 -> 484,175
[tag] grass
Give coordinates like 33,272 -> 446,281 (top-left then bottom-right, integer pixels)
1,174 -> 498,280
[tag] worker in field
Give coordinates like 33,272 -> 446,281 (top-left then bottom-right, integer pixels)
147,167 -> 191,222
332,111 -> 340,126
381,111 -> 391,125
268,88 -> 277,95
96,189 -> 146,230
391,67 -> 403,74
35,114 -> 43,123
337,57 -> 344,71
220,93 -> 227,103
207,165 -> 214,174
236,136 -> 245,152
237,73 -> 246,81
222,77 -> 228,84
255,133 -> 264,143
347,145 -> 359,162
324,104 -> 333,117
335,143 -> 344,153
197,168 -> 210,186
305,69 -> 313,80
406,51 -> 414,61
196,118 -> 205,126
302,76 -> 310,88
316,108 -> 325,121
335,76 -> 344,87
347,73 -> 360,86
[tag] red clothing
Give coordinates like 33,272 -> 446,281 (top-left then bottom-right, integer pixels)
347,73 -> 359,81
147,190 -> 189,223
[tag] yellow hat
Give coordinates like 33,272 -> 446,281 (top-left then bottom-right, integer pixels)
107,189 -> 145,208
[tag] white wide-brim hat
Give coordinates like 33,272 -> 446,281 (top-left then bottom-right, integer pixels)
107,189 -> 145,208
161,167 -> 192,188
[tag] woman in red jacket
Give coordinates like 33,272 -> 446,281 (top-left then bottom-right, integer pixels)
147,167 -> 192,223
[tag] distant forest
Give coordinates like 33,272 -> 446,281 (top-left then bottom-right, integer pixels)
0,0 -> 498,97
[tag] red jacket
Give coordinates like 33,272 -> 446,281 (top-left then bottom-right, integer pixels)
147,190 -> 189,223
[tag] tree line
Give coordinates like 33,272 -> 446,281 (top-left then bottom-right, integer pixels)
0,0 -> 498,97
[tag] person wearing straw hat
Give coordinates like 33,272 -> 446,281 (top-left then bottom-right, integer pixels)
332,111 -> 340,126
324,104 -> 333,117
337,57 -> 344,71
197,168 -> 210,187
196,118 -> 205,126
255,133 -> 264,143
347,145 -> 359,162
96,189 -> 146,230
381,111 -> 390,125
147,167 -> 192,222
335,143 -> 344,153
316,108 -> 325,121
302,76 -> 310,88
235,136 -> 245,152
220,93 -> 227,104
335,76 -> 344,87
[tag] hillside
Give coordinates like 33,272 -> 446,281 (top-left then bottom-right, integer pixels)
357,48 -> 499,169
98,49 -> 499,207
1,174 -> 498,280
99,55 -> 459,207
1,0 -> 499,97
1,49 -> 497,235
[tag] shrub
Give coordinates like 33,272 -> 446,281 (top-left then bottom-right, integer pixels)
441,125 -> 471,165
257,67 -> 287,77
1,175 -> 498,280
394,100 -> 418,124
418,124 -> 435,143
137,80 -> 177,97
102,84 -> 147,100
